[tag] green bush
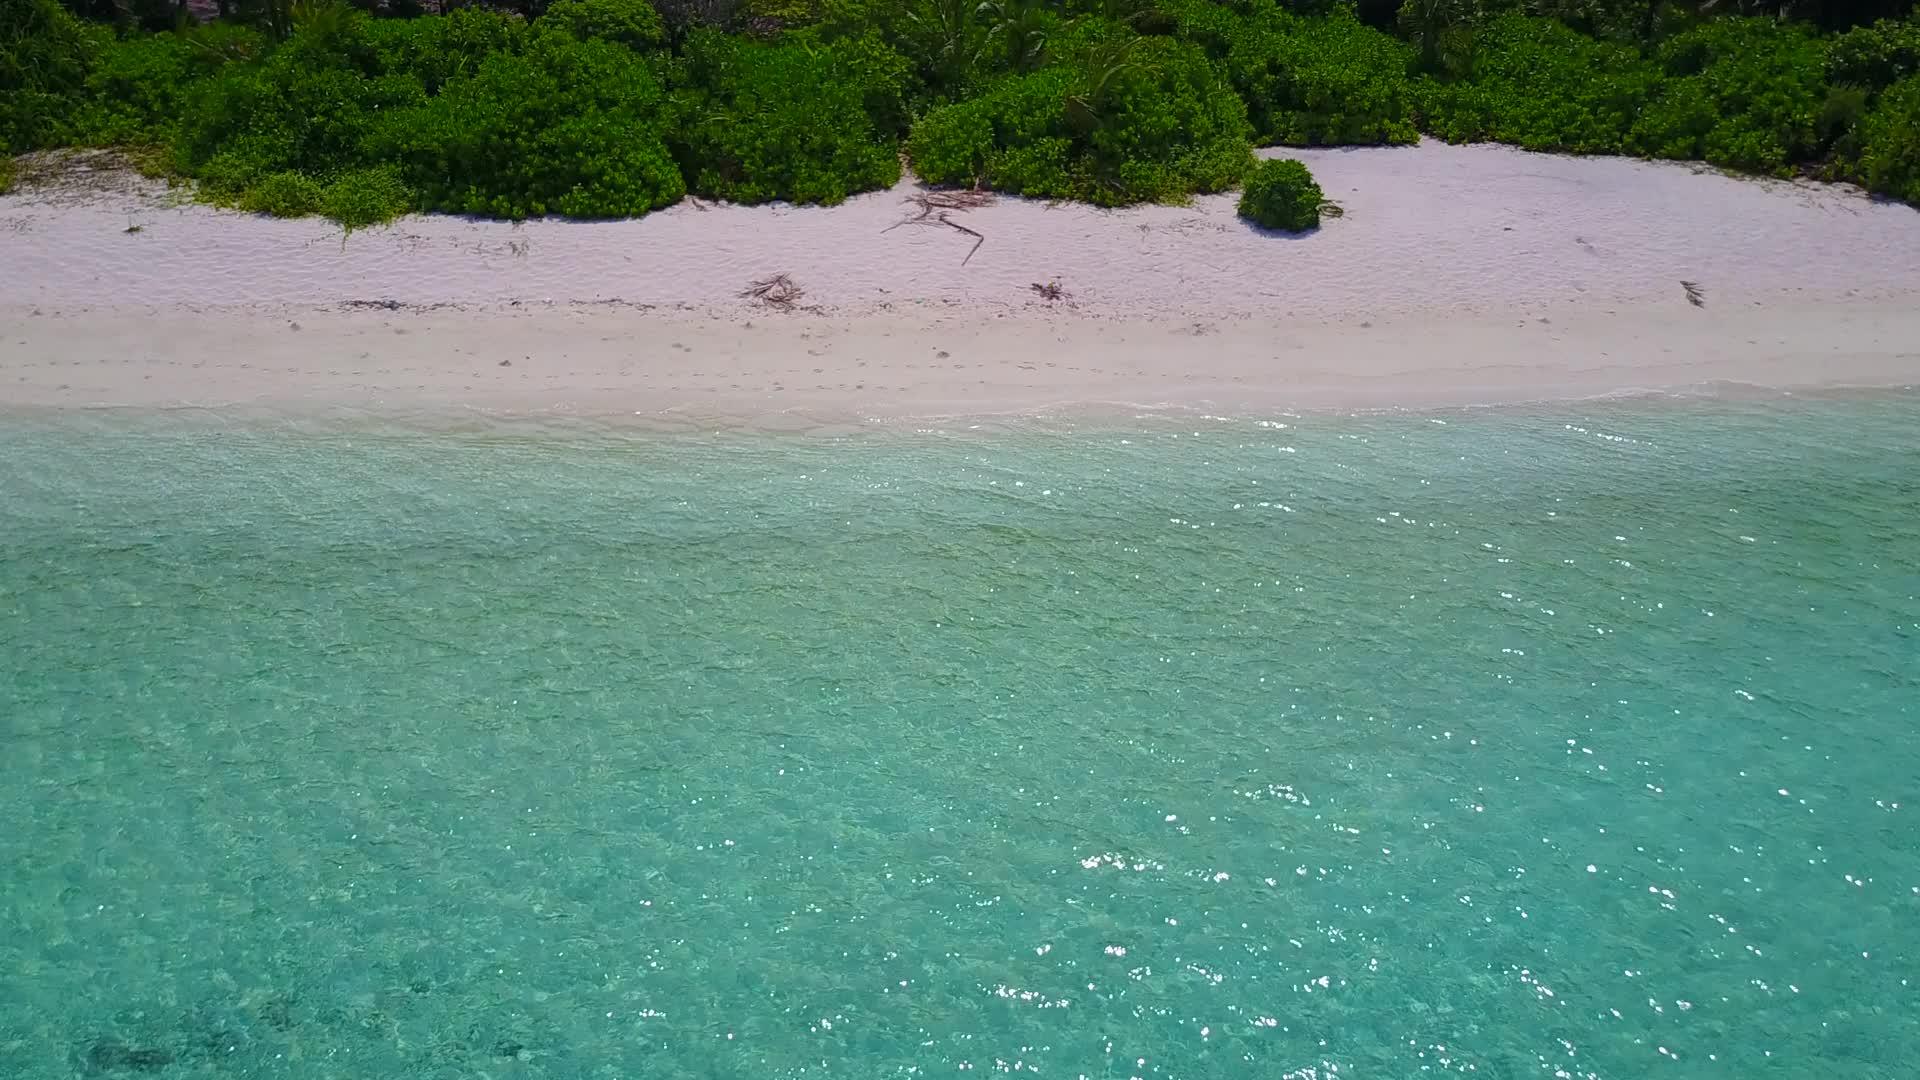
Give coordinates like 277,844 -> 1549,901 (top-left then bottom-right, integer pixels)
1153,0 -> 1241,61
1628,18 -> 1828,175
893,0 -> 999,98
1221,6 -> 1418,147
177,13 -> 426,194
240,169 -> 326,216
1238,155 -> 1321,231
669,28 -> 907,204
370,32 -> 682,218
71,26 -> 266,147
1397,0 -> 1476,78
1826,16 -> 1920,93
2,0 -> 100,153
9,0 -> 1919,219
1516,0 -> 1649,42
1418,14 -> 1656,154
904,83 -> 1004,182
908,32 -> 1252,205
367,8 -> 526,95
0,154 -> 15,194
320,165 -> 413,228
1851,73 -> 1920,203
537,0 -> 667,51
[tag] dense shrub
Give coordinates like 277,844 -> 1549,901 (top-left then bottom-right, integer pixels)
1515,0 -> 1650,41
1628,18 -> 1829,174
1153,0 -> 1240,59
70,25 -> 265,146
1850,73 -> 1920,202
538,0 -> 667,51
240,169 -> 326,216
1826,16 -> 1920,91
908,32 -> 1252,205
7,0 -> 1920,218
178,8 -> 680,222
370,31 -> 683,217
0,153 -> 15,193
1418,14 -> 1657,154
2,0 -> 99,153
177,13 -> 426,195
367,8 -> 526,94
1221,6 -> 1419,147
318,165 -> 413,227
1397,0 -> 1476,77
668,28 -> 908,204
892,0 -> 1000,98
1238,156 -> 1322,231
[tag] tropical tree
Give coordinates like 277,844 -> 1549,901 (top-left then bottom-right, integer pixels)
1397,0 -> 1476,77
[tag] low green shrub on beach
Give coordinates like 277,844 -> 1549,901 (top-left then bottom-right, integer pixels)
231,164 -> 410,227
318,165 -> 413,228
2,0 -> 99,153
239,169 -> 325,216
907,67 -> 1067,192
1816,16 -> 1920,193
1627,18 -> 1829,175
367,8 -> 526,95
1849,74 -> 1920,203
1826,16 -> 1920,92
178,8 -> 684,222
668,29 -> 908,205
908,32 -> 1252,205
1417,14 -> 1656,154
370,32 -> 682,218
0,154 -> 15,194
177,13 -> 425,196
69,25 -> 265,147
1238,156 -> 1322,231
1209,5 -> 1419,147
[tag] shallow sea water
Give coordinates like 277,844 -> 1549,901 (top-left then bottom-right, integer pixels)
2,397 -> 1917,1079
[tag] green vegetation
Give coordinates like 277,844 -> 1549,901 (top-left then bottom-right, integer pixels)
2,0 -> 99,154
541,0 -> 666,50
906,32 -> 1253,205
3,0 -> 1917,226
1238,155 -> 1322,230
1417,14 -> 1656,154
369,29 -> 682,218
317,164 -> 412,227
238,168 -> 324,216
670,29 -> 907,205
1855,74 -> 1920,201
1166,1 -> 1418,147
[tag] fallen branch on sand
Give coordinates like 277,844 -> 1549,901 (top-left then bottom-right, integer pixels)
1680,280 -> 1706,307
938,213 -> 986,266
883,190 -> 995,264
741,273 -> 804,308
896,190 -> 996,220
1030,281 -> 1067,302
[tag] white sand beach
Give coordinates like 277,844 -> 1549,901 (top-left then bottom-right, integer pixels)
5,141 -> 1919,420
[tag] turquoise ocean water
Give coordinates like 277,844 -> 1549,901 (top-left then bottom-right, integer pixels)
2,398 -> 1917,1079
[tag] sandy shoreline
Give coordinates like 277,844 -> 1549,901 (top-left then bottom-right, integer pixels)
9,300 -> 1919,421
5,142 -> 1919,419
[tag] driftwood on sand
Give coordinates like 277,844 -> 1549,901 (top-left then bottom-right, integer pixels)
741,272 -> 804,308
883,190 -> 995,265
